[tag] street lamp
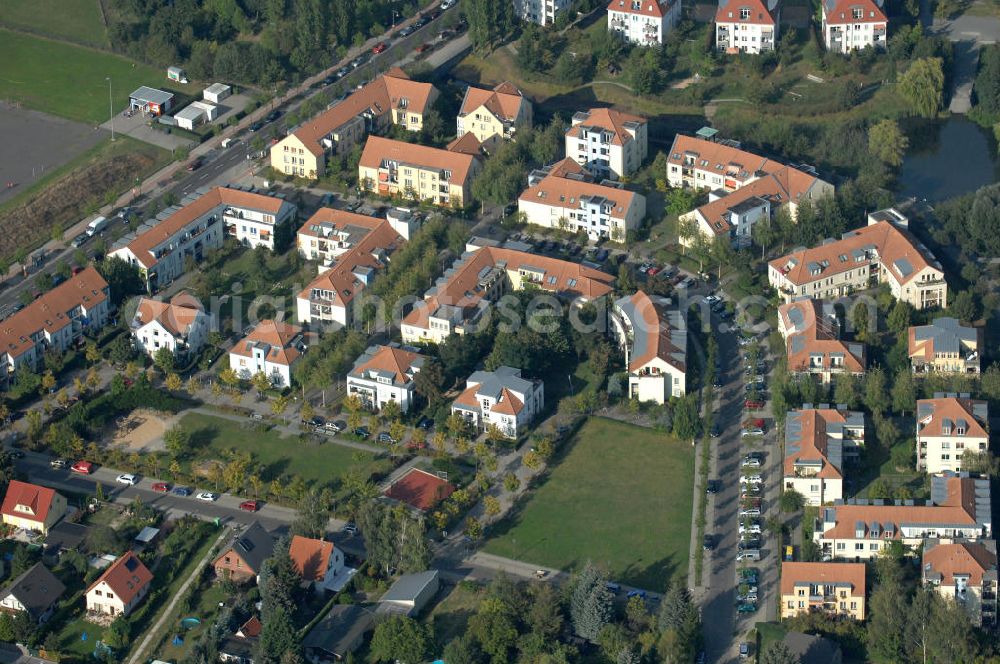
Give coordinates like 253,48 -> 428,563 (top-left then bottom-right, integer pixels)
106,77 -> 115,141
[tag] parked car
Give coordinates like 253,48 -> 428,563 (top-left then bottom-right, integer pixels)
739,538 -> 762,550
248,121 -> 264,132
740,642 -> 752,658
372,42 -> 388,54
736,550 -> 761,562
116,474 -> 138,485
377,432 -> 396,444
50,459 -> 67,469
737,602 -> 757,613
417,416 -> 433,430
70,234 -> 89,248
605,582 -> 621,594
705,480 -> 722,494
186,157 -> 204,171
172,486 -> 192,497
415,42 -> 433,54
703,534 -> 717,551
594,248 -> 609,262
196,492 -> 218,502
739,507 -> 762,517
343,522 -> 359,535
740,474 -> 763,484
744,399 -> 765,410
741,428 -> 765,437
741,484 -> 761,497
71,460 -> 93,474
741,456 -> 762,468
152,482 -> 170,493
354,427 -> 370,439
265,110 -> 282,123
743,418 -> 765,429
739,523 -> 762,535
240,500 -> 261,512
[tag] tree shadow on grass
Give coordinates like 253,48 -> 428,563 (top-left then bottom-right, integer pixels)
619,556 -> 678,593
187,425 -> 217,453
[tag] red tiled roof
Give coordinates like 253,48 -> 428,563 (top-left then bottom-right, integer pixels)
359,136 -> 480,187
0,266 -> 108,360
458,82 -> 527,121
622,291 -> 685,373
87,551 -> 152,605
519,171 -> 640,222
916,397 -> 988,439
783,409 -> 849,480
823,0 -> 886,24
350,345 -> 422,383
567,108 -> 646,147
0,481 -> 59,526
715,0 -> 777,24
780,562 -> 866,597
229,320 -> 303,367
135,293 -> 205,338
923,542 -> 997,587
384,468 -> 455,511
607,0 -> 675,16
238,616 -> 262,638
446,132 -> 483,156
490,388 -> 524,416
778,299 -> 865,374
289,535 -> 334,582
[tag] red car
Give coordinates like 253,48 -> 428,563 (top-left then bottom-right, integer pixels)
152,482 -> 170,493
647,266 -> 661,276
415,43 -> 432,54
742,418 -> 765,430
744,399 -> 765,410
71,460 -> 93,474
372,42 -> 388,54
239,500 -> 260,512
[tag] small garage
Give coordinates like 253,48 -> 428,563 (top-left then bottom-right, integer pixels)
129,86 -> 175,116
203,83 -> 232,104
174,101 -> 218,130
167,66 -> 188,83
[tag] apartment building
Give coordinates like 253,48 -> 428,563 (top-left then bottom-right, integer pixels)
131,293 -> 211,360
908,317 -> 981,375
784,406 -> 865,506
814,472 -> 993,561
777,299 -> 865,384
923,539 -> 998,628
85,552 -> 153,618
228,320 -> 305,388
516,0 -> 573,25
916,395 -> 989,474
607,0 -> 682,45
346,344 -> 425,414
822,0 -> 887,53
270,69 -> 437,179
780,562 -> 866,620
401,246 -> 615,344
715,0 -> 779,54
456,82 -> 533,150
110,187 -> 294,292
358,136 -> 482,207
565,108 -> 648,180
294,209 -> 407,328
0,267 -> 110,381
610,291 -> 687,403
452,366 -> 544,439
769,219 -> 947,310
667,134 -> 834,246
518,158 -> 646,241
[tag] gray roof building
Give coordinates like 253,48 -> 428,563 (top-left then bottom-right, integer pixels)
376,570 -> 440,616
302,604 -> 374,662
1,563 -> 66,622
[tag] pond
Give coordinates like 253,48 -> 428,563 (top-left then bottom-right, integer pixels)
898,116 -> 1000,202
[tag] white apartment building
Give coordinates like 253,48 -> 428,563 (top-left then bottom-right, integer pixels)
518,158 -> 646,241
131,293 -> 211,360
784,407 -> 865,506
224,196 -> 297,250
610,291 -> 687,404
0,267 -> 110,382
110,187 -> 295,292
777,298 -> 865,384
607,0 -> 681,45
769,219 -> 948,310
822,0 -> 887,53
916,395 -> 989,474
565,108 -> 648,180
456,82 -> 533,150
228,320 -> 305,388
345,344 -> 424,413
516,0 -> 573,25
295,209 -> 407,328
452,367 -> 544,439
923,539 -> 998,629
715,0 -> 779,54
908,317 -> 982,375
815,472 -> 993,561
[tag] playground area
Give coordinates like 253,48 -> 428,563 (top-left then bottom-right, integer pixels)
110,409 -> 178,452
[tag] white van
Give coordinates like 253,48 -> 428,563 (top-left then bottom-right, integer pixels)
86,216 -> 109,236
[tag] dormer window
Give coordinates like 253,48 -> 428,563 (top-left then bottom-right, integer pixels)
740,7 -> 751,18
852,7 -> 863,18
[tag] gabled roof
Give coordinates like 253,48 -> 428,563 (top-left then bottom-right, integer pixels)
567,108 -> 646,147
217,521 -> 276,574
118,187 -> 289,268
784,408 -> 858,481
779,562 -> 865,597
302,604 -> 374,656
238,615 -> 262,638
87,551 -> 153,605
614,291 -> 686,373
297,208 -> 406,308
908,317 -> 980,361
771,221 -> 941,288
348,344 -> 424,385
292,69 -> 436,157
519,169 -> 642,222
289,535 -> 335,582
458,81 -> 527,121
229,320 -> 304,367
379,570 -> 439,603
0,267 -> 109,360
490,388 -> 525,415
446,132 -> 484,156
916,397 -> 988,439
359,136 -> 480,187
715,0 -> 778,24
823,0 -> 886,23
607,0 -> 676,17
134,293 -> 206,338
923,540 -> 997,587
1,563 -> 66,620
778,299 -> 865,374
1,480 -> 61,526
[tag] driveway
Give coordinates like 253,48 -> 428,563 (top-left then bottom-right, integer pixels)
932,8 -> 1000,112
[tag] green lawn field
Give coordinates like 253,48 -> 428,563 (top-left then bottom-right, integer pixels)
178,411 -> 385,487
0,0 -> 108,48
0,29 -> 191,123
485,417 -> 695,591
